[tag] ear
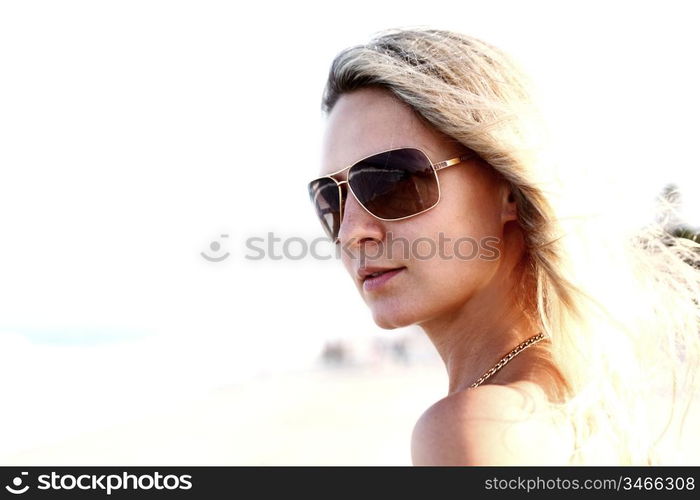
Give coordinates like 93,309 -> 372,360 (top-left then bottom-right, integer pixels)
501,186 -> 517,223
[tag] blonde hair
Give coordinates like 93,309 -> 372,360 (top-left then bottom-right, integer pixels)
321,27 -> 700,464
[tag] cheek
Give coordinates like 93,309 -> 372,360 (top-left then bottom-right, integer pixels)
396,191 -> 505,302
441,195 -> 503,242
412,185 -> 505,261
438,166 -> 504,235
409,233 -> 500,296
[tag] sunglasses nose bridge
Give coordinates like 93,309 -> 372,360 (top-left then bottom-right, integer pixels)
338,179 -> 369,224
335,181 -> 387,246
336,179 -> 348,234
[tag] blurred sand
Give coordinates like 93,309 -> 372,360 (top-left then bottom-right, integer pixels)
4,363 -> 447,465
6,356 -> 698,465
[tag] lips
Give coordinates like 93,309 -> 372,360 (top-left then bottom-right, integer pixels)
357,266 -> 407,282
366,270 -> 391,279
361,267 -> 406,291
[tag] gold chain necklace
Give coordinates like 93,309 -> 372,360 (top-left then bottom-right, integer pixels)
469,332 -> 547,389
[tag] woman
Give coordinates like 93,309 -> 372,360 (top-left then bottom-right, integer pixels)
307,28 -> 700,465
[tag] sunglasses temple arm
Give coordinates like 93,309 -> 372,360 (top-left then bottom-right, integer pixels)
433,153 -> 477,171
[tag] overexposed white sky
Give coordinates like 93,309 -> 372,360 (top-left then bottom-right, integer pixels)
0,0 -> 698,455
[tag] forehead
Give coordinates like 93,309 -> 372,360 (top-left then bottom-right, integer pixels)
319,87 -> 448,178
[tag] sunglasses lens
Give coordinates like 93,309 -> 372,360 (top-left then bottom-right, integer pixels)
308,177 -> 342,240
348,148 -> 438,219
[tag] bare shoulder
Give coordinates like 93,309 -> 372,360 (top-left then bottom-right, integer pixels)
411,381 -> 573,465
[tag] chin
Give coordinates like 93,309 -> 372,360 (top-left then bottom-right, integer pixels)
369,304 -> 421,330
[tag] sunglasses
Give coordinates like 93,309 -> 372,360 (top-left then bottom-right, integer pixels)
307,146 -> 477,242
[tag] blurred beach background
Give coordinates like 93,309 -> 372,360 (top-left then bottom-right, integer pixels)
1,0 -> 698,465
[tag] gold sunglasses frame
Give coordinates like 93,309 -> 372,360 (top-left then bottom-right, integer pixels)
308,146 -> 477,242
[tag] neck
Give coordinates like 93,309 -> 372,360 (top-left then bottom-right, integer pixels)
418,247 -> 542,395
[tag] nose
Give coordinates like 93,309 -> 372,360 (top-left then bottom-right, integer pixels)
337,182 -> 385,249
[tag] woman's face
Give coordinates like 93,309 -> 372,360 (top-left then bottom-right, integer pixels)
319,87 -> 517,329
